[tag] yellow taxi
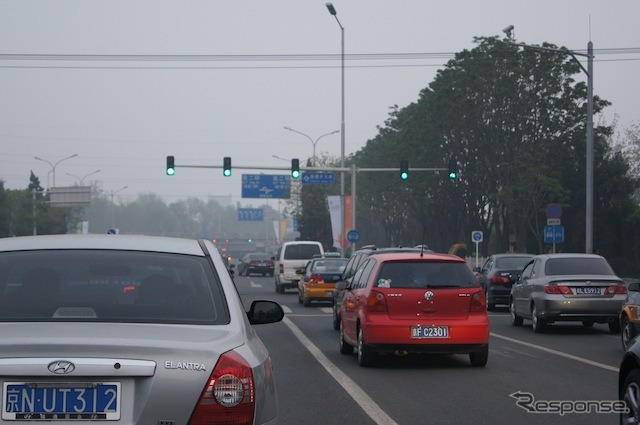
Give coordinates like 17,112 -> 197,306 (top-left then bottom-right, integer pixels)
297,257 -> 348,307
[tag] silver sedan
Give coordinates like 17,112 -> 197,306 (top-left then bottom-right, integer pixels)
0,234 -> 283,424
510,253 -> 627,333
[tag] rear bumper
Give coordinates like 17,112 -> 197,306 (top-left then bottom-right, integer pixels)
362,315 -> 489,353
304,286 -> 335,302
536,297 -> 625,322
246,266 -> 273,275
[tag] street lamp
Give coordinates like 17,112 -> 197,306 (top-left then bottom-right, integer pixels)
66,169 -> 100,186
110,186 -> 128,228
272,154 -> 290,162
283,126 -> 339,166
34,154 -> 78,188
503,27 -> 594,253
326,2 -> 347,255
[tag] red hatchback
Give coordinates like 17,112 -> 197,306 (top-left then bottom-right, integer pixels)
339,252 -> 489,367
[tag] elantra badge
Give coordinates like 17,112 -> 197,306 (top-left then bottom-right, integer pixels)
48,360 -> 76,374
424,291 -> 434,301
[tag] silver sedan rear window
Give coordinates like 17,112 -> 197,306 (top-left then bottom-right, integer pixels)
0,250 -> 230,324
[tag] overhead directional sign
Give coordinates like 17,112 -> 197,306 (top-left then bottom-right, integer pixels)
302,172 -> 335,185
238,208 -> 264,221
242,174 -> 290,199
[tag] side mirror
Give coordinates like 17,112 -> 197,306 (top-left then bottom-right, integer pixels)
335,281 -> 347,290
247,300 -> 285,325
295,268 -> 305,275
629,282 -> 640,292
473,266 -> 481,273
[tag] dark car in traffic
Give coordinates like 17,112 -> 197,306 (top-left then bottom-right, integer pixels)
238,252 -> 274,277
619,336 -> 640,422
474,253 -> 533,311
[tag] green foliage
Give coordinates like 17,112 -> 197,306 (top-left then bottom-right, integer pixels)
350,35 -> 639,266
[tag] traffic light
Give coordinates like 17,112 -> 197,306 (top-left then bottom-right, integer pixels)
223,157 -> 232,177
448,159 -> 457,179
400,159 -> 409,180
166,156 -> 175,176
291,158 -> 300,179
247,238 -> 253,243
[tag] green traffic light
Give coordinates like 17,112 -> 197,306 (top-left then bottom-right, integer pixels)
291,158 -> 300,179
401,172 -> 408,180
400,159 -> 409,180
166,156 -> 175,176
223,169 -> 232,177
448,159 -> 457,179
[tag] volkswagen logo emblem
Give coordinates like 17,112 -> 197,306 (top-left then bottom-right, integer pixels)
424,291 -> 434,301
48,360 -> 75,374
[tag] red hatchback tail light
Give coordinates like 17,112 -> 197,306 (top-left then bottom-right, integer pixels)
469,291 -> 486,312
188,350 -> 255,425
365,290 -> 388,313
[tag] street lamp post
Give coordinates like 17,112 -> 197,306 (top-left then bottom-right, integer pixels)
326,2 -> 347,256
66,169 -> 101,186
283,127 -> 339,166
34,154 -> 78,189
503,27 -> 594,253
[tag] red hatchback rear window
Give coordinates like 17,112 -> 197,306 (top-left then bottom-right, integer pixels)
374,261 -> 477,289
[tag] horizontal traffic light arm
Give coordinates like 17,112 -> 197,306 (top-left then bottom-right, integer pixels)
167,163 -> 447,173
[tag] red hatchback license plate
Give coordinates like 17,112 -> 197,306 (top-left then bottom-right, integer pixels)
411,326 -> 449,339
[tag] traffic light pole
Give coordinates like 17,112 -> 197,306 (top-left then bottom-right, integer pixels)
169,160 -> 448,256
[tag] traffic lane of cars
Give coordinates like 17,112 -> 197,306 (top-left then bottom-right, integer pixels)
278,310 -> 621,424
238,275 -> 623,424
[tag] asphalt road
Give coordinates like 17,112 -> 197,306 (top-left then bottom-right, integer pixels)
235,274 -> 623,425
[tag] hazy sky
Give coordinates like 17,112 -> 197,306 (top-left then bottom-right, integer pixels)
2,1 -> 639,207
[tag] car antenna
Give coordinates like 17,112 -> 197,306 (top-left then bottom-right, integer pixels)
420,226 -> 426,258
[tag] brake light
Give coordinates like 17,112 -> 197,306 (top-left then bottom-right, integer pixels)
544,284 -> 573,295
365,290 -> 388,313
188,350 -> 255,425
606,285 -> 627,295
469,291 -> 486,312
308,274 -> 325,285
490,275 -> 510,284
278,264 -> 283,274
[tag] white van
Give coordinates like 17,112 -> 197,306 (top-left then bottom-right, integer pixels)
273,241 -> 324,293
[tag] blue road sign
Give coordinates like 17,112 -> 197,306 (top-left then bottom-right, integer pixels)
302,172 -> 335,185
238,208 -> 264,221
242,174 -> 290,199
544,226 -> 565,243
347,229 -> 360,243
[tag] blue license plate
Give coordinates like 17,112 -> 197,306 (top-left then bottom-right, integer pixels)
2,382 -> 120,420
411,326 -> 449,339
576,287 -> 602,295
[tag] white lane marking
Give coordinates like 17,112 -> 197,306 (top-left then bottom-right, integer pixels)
281,305 -> 293,314
282,316 -> 399,425
490,332 -> 618,372
250,281 -> 262,288
319,307 -> 333,314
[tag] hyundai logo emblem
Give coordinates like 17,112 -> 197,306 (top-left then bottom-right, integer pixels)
424,291 -> 434,301
48,360 -> 76,374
